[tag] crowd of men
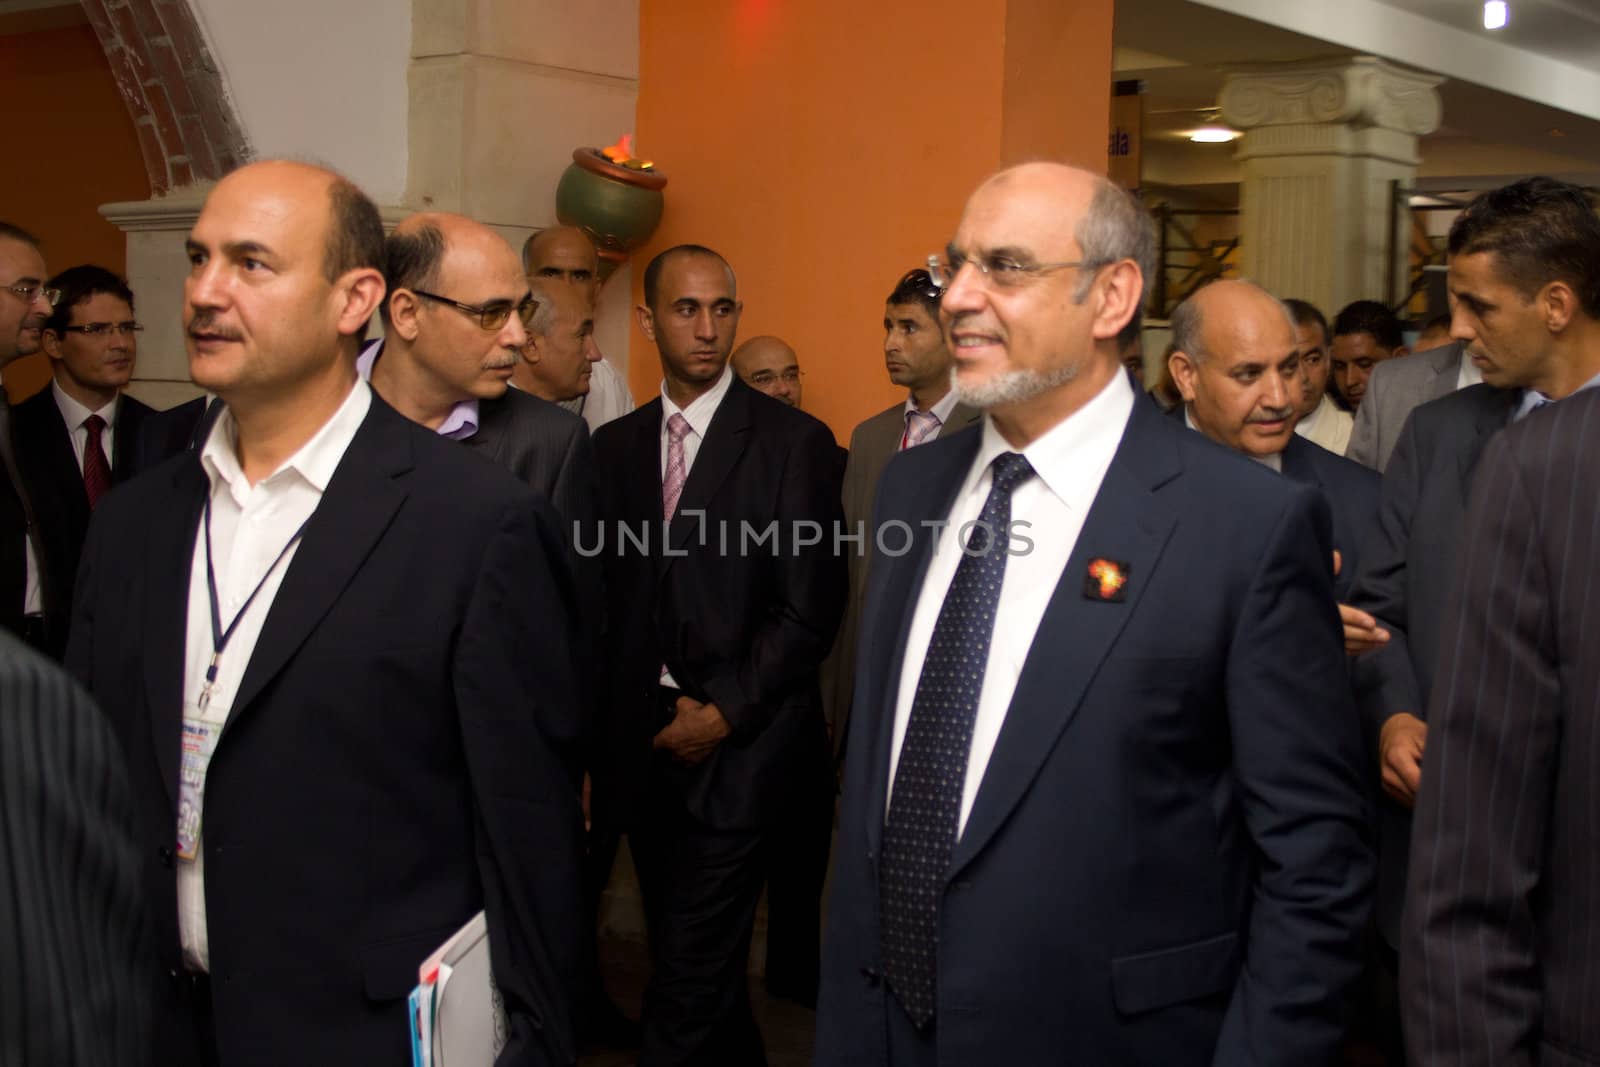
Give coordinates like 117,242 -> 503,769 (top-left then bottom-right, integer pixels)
1,159 -> 1596,1067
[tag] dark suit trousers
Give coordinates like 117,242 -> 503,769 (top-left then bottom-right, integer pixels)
632,750 -> 769,1067
761,721 -> 834,1004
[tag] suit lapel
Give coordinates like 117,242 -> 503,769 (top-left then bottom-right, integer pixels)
948,400 -> 1182,877
1456,385 -> 1518,498
225,402 -> 412,726
460,393 -> 507,465
666,380 -> 752,555
144,456 -> 208,812
1425,343 -> 1463,402
936,403 -> 982,438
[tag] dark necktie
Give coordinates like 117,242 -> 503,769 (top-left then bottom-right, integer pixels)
82,413 -> 111,509
879,450 -> 1035,1028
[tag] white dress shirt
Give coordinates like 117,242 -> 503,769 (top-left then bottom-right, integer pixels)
888,370 -> 1134,835
51,380 -> 119,472
658,363 -> 733,479
177,379 -> 371,971
1294,392 -> 1354,456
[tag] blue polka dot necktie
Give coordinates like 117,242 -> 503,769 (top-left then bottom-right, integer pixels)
879,450 -> 1036,1029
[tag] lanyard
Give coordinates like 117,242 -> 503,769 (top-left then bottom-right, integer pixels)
197,493 -> 313,712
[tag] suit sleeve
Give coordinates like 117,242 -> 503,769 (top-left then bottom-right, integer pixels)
453,492 -> 584,1067
1346,387 -> 1382,469
1214,483 -> 1374,1065
700,420 -> 848,736
1401,432 -> 1556,1067
1349,410 -> 1427,745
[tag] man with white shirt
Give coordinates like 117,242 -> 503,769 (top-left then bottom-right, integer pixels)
590,243 -> 845,1065
1284,298 -> 1355,454
0,222 -> 56,648
11,265 -> 159,656
1167,280 -> 1378,600
815,163 -> 1371,1067
524,225 -> 635,430
66,160 -> 583,1067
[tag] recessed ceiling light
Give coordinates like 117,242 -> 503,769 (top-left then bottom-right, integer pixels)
1189,127 -> 1241,143
1484,1 -> 1508,30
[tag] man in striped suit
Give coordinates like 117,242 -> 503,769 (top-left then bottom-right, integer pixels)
1402,386 -> 1600,1066
0,630 -> 150,1065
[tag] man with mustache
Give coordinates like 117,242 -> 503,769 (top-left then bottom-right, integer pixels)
0,222 -> 54,645
66,161 -> 583,1065
11,265 -> 163,658
816,164 -> 1370,1066
1167,280 -> 1379,601
1346,176 -> 1600,1062
590,243 -> 845,1064
365,212 -> 597,538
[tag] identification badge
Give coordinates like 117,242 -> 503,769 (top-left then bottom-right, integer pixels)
176,696 -> 227,861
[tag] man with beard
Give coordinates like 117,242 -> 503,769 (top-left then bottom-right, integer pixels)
816,163 -> 1370,1066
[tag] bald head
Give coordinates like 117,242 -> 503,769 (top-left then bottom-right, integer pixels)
1168,280 -> 1302,458
732,335 -> 802,407
383,212 -> 524,326
523,226 -> 599,288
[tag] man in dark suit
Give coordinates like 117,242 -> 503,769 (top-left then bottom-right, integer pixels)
1402,389 -> 1600,1066
11,265 -> 158,657
1166,279 -> 1379,600
66,160 -> 583,1067
816,163 -> 1371,1066
0,222 -> 54,644
1348,175 -> 1600,1060
365,211 -> 596,532
590,244 -> 845,1065
1,630 -> 151,1067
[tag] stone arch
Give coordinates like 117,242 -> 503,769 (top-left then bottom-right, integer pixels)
79,0 -> 249,195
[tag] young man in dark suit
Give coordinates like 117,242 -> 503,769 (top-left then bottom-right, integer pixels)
590,244 -> 846,1065
67,160 -> 583,1067
1403,388 -> 1600,1067
816,164 -> 1371,1066
12,265 -> 156,657
1348,175 -> 1600,1061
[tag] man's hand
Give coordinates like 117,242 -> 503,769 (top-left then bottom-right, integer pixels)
652,695 -> 731,764
1379,711 -> 1427,807
1340,603 -> 1390,654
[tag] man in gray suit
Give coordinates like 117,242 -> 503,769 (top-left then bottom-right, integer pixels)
826,267 -> 979,753
1349,175 -> 1600,1061
1,629 -> 150,1066
1404,387 -> 1600,1066
1344,338 -> 1477,471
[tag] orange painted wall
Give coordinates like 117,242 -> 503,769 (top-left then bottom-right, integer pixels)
0,22 -> 150,400
633,0 -> 1114,441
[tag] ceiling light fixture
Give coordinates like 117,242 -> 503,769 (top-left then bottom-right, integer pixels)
1484,1 -> 1508,30
1189,126 -> 1241,143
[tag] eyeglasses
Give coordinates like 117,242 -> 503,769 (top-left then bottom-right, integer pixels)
411,288 -> 539,331
3,282 -> 61,307
60,321 -> 144,338
926,252 -> 1098,290
748,369 -> 803,386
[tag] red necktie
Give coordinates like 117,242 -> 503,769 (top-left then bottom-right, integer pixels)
82,413 -> 112,509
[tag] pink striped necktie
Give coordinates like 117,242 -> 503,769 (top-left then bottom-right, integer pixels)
662,413 -> 692,520
902,408 -> 942,450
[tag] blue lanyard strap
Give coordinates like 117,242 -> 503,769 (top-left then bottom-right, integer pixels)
199,492 -> 313,703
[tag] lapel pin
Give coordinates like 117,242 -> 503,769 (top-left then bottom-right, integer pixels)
1084,558 -> 1131,602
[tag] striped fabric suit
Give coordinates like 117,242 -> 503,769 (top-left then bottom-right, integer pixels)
0,630 -> 150,1066
1402,387 -> 1600,1067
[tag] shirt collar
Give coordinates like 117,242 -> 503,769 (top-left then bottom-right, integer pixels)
201,378 -> 372,505
1184,404 -> 1282,471
661,363 -> 734,439
905,387 -> 962,427
51,379 -> 119,430
1517,366 -> 1600,422
969,369 -> 1134,512
356,338 -> 479,440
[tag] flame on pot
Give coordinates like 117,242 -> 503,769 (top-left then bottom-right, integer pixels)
599,133 -> 654,171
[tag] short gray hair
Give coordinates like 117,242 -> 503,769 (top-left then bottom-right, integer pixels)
525,278 -> 560,339
1075,177 -> 1156,345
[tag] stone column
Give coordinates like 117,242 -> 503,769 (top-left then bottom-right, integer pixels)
1220,56 -> 1442,318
